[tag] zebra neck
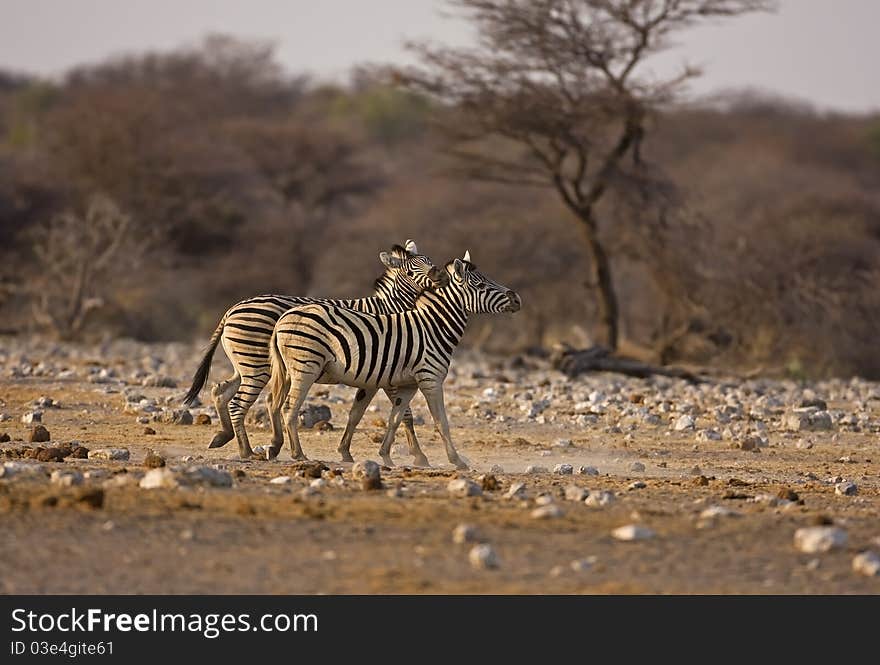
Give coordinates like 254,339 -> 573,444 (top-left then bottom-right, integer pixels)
372,270 -> 418,306
415,285 -> 469,348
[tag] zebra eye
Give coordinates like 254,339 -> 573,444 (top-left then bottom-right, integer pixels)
474,281 -> 485,288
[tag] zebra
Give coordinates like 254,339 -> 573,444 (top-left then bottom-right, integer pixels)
183,241 -> 446,460
267,251 -> 521,469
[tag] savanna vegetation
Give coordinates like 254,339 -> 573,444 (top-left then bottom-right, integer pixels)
1,8 -> 879,378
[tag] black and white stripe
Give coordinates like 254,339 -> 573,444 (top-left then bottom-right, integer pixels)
183,241 -> 444,459
268,252 -> 521,468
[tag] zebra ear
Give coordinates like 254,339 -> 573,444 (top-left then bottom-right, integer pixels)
463,250 -> 471,263
404,239 -> 418,255
452,258 -> 467,280
380,251 -> 402,269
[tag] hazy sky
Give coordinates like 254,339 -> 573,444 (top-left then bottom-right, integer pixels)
1,0 -> 878,112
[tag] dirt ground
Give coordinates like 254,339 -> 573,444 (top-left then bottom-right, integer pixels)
0,340 -> 878,594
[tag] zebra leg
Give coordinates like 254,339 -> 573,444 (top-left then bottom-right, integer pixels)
208,373 -> 240,449
337,387 -> 378,463
227,377 -> 270,460
401,406 -> 430,468
280,374 -> 317,461
265,383 -> 286,451
419,381 -> 467,470
378,386 -> 418,467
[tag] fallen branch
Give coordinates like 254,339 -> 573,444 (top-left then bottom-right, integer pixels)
552,344 -> 705,384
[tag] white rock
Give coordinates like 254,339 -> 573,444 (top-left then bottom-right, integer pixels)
553,463 -> 573,475
181,466 -> 233,488
0,461 -> 46,478
489,464 -> 504,474
564,485 -> 588,502
269,476 -> 291,485
50,470 -> 83,487
309,478 -> 326,489
835,481 -> 858,496
21,410 -> 43,424
852,551 -> 880,577
628,481 -> 646,490
504,482 -> 527,500
447,478 -> 482,498
696,428 -> 722,442
352,460 -> 381,482
524,465 -> 548,474
628,461 -> 645,472
699,505 -> 740,519
585,490 -> 615,507
531,504 -> 564,519
139,467 -> 178,489
577,465 -> 599,476
673,415 -> 695,431
452,523 -> 480,544
612,524 -> 655,541
794,526 -> 847,553
88,448 -> 130,461
469,544 -> 499,570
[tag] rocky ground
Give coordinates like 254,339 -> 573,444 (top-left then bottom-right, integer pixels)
0,337 -> 878,594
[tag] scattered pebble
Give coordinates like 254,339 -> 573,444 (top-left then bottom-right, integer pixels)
852,551 -> 880,577
531,504 -> 564,519
352,460 -> 382,490
553,463 -> 573,475
88,448 -> 130,461
612,524 -> 655,541
577,465 -> 599,476
794,526 -> 847,553
269,476 -> 291,485
628,461 -> 645,472
564,485 -> 588,502
585,490 -> 615,507
447,478 -> 482,498
468,544 -> 499,570
29,425 -> 51,443
452,523 -> 480,544
835,481 -> 858,496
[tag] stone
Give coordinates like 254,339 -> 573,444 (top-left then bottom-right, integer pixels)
531,504 -> 564,519
88,448 -> 130,461
195,413 -> 211,425
50,470 -> 83,487
143,426 -> 156,435
0,432 -> 9,443
585,490 -> 615,507
577,465 -> 599,476
70,445 -> 89,459
612,524 -> 655,541
448,478 -> 482,498
269,476 -> 292,485
352,460 -> 382,490
835,481 -> 858,496
161,409 -> 193,425
181,466 -> 234,488
564,485 -> 588,502
524,465 -> 548,474
673,415 -> 695,431
628,481 -> 646,490
553,463 -> 573,475
139,468 -> 178,489
852,551 -> 880,577
21,411 -> 42,424
309,478 -> 326,489
628,461 -> 645,472
452,523 -> 480,544
29,425 -> 51,443
696,429 -> 722,442
469,544 -> 499,570
570,557 -> 596,573
143,450 -> 166,468
299,404 -> 332,429
794,526 -> 847,553
504,482 -> 527,500
784,410 -> 833,432
489,464 -> 504,474
800,398 -> 827,411
699,505 -> 740,519
479,473 -> 499,491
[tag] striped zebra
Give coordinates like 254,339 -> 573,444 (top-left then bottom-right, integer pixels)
183,241 -> 445,460
267,252 -> 521,469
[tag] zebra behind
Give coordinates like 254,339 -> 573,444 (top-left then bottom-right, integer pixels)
268,252 -> 521,469
183,241 -> 445,460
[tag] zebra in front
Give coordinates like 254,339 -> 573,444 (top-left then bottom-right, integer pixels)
268,252 -> 521,469
183,241 -> 445,460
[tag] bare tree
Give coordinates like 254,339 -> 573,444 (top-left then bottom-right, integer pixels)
398,0 -> 772,351
29,194 -> 135,339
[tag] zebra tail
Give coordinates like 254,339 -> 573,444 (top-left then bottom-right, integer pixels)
267,326 -> 288,410
183,317 -> 225,406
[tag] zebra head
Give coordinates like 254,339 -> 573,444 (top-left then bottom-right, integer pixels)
379,240 -> 448,294
446,251 -> 521,314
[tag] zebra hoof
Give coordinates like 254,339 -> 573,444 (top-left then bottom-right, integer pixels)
453,459 -> 469,471
413,455 -> 430,468
380,455 -> 395,467
339,452 -> 355,463
208,432 -> 233,449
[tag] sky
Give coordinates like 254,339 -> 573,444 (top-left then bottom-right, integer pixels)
1,0 -> 878,112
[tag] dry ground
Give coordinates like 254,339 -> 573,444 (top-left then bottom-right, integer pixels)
0,341 -> 878,594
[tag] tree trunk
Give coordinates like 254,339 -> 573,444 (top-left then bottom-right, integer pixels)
578,212 -> 619,351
